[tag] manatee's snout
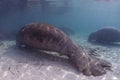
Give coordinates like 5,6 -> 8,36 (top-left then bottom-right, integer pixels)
88,32 -> 96,42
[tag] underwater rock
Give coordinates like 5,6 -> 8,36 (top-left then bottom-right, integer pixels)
58,27 -> 75,35
88,27 -> 120,44
16,23 -> 111,76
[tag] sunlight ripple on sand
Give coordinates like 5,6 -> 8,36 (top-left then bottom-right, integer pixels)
18,73 -> 24,80
2,71 -> 8,78
46,66 -> 51,71
102,76 -> 106,80
112,76 -> 118,80
23,64 -> 28,68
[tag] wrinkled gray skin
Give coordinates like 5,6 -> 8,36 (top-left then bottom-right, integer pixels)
88,28 -> 120,43
17,23 -> 111,76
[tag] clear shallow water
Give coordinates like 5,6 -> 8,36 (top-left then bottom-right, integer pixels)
1,0 -> 120,35
0,0 -> 120,80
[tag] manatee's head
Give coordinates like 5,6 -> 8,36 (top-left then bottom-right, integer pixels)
88,32 -> 97,42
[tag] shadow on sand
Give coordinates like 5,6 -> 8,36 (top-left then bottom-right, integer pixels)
3,45 -> 79,73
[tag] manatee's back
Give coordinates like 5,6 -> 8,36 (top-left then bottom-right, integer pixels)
17,23 -> 77,55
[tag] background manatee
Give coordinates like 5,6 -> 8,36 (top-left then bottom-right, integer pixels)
88,27 -> 120,43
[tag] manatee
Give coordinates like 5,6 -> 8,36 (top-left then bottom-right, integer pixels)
16,23 -> 111,76
88,27 -> 120,43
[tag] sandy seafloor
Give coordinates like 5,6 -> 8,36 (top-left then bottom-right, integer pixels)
0,35 -> 120,80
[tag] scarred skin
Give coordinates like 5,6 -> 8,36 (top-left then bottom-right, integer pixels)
16,23 -> 111,76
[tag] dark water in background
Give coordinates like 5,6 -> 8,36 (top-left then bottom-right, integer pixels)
0,0 -> 120,36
